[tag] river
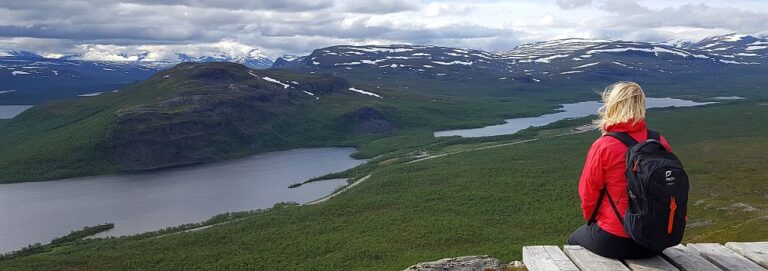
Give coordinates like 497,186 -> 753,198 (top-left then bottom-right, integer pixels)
0,147 -> 364,253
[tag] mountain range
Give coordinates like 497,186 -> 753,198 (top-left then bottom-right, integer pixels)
0,48 -> 273,104
2,33 -> 766,105
0,50 -> 159,104
274,33 -> 767,84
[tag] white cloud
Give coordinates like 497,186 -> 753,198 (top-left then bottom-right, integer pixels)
555,0 -> 593,10
0,0 -> 767,58
425,3 -> 475,17
339,0 -> 419,14
597,0 -> 649,14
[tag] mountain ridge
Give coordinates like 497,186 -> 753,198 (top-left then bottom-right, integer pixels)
3,33 -> 765,104
271,34 -> 768,84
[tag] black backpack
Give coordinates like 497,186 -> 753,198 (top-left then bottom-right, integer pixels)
591,130 -> 689,252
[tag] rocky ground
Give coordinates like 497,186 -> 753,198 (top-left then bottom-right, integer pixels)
403,255 -> 525,271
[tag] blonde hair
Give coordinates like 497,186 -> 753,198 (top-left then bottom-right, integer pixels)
596,81 -> 646,133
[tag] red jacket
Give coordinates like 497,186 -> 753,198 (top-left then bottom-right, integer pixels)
579,119 -> 671,238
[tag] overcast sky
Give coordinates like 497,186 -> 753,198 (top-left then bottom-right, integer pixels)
1,0 -> 767,59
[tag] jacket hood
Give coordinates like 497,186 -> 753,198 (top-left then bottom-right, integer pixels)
604,119 -> 647,133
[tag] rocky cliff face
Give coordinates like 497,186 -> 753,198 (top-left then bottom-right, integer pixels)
339,106 -> 397,135
107,62 -> 355,170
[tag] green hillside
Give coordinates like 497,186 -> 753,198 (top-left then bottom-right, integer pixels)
2,100 -> 765,270
4,61 -> 764,184
0,62 -> 571,183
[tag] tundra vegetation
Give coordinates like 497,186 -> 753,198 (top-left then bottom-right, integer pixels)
1,100 -> 766,270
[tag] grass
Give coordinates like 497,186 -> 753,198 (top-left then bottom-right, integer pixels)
1,100 -> 766,270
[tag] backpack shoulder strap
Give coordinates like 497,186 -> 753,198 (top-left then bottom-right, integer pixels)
588,189 -> 606,224
605,190 -> 625,227
588,188 -> 625,226
605,132 -> 638,147
647,129 -> 660,141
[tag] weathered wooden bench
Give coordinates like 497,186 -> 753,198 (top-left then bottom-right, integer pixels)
523,242 -> 768,271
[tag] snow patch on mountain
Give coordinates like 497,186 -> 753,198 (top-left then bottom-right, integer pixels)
261,77 -> 290,89
433,60 -> 472,66
535,54 -> 569,63
560,70 -> 582,74
349,87 -> 382,98
572,62 -> 600,69
724,34 -> 750,42
586,47 -> 695,58
361,59 -> 387,65
345,46 -> 415,53
77,92 -> 104,97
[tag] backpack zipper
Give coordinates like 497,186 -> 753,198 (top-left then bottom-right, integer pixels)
668,196 -> 677,234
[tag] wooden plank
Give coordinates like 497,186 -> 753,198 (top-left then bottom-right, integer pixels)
563,245 -> 630,271
726,242 -> 768,269
662,244 -> 723,271
522,246 -> 579,271
688,243 -> 767,271
624,256 -> 680,271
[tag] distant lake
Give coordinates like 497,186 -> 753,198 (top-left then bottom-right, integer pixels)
0,147 -> 365,253
434,97 -> 715,138
0,105 -> 33,119
712,96 -> 746,100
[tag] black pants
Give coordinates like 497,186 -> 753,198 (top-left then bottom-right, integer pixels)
567,223 -> 657,259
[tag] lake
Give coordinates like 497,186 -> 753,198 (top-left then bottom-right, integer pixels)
434,97 -> 715,138
0,147 -> 364,253
0,105 -> 33,119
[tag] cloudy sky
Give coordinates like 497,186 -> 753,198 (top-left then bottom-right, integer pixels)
1,0 -> 767,59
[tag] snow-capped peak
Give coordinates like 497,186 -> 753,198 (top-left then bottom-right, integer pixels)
247,49 -> 268,59
658,39 -> 693,48
0,49 -> 43,58
499,38 -> 615,60
723,33 -> 754,42
696,33 -> 761,46
60,42 -> 274,69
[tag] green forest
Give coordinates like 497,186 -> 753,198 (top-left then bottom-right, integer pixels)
2,100 -> 766,270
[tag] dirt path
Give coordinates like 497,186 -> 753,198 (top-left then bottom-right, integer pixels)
154,218 -> 244,238
305,174 -> 373,205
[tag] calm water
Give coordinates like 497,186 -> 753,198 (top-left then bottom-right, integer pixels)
0,147 -> 364,253
434,97 -> 715,138
712,96 -> 746,100
0,105 -> 33,119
